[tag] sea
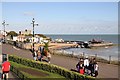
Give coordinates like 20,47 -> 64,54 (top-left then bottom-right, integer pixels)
45,34 -> 119,61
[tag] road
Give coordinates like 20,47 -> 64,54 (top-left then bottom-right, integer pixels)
2,44 -> 119,78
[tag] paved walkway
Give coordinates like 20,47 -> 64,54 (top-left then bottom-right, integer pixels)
0,44 -> 19,80
2,44 -> 119,78
0,63 -> 17,79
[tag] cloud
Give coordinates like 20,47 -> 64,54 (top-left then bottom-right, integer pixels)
23,12 -> 35,16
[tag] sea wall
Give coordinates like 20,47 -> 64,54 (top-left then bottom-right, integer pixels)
90,42 -> 114,48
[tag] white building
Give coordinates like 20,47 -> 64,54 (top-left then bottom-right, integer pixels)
55,38 -> 64,43
19,29 -> 31,35
13,36 -> 18,41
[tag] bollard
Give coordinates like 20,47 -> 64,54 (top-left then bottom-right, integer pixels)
62,50 -> 64,54
72,51 -> 74,58
83,52 -> 85,59
95,54 -> 97,59
109,55 -> 111,64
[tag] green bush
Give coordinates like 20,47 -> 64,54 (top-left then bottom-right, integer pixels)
9,55 -> 95,80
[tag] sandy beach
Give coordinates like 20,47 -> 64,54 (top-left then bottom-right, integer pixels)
33,43 -> 78,50
25,42 -> 114,50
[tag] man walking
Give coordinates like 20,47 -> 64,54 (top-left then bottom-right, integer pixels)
2,58 -> 10,79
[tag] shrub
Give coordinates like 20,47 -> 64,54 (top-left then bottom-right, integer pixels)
9,55 -> 95,80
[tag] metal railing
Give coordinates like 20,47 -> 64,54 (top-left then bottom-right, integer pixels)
50,49 -> 119,65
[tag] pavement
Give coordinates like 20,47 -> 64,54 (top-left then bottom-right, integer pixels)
0,44 -> 19,80
2,44 -> 119,78
0,62 -> 17,79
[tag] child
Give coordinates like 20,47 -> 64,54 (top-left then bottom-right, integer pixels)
79,61 -> 84,74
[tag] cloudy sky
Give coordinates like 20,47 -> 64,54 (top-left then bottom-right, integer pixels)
1,1 -> 118,34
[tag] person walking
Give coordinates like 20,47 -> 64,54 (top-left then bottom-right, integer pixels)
79,59 -> 84,74
89,58 -> 95,76
84,56 -> 89,75
32,50 -> 37,61
2,58 -> 10,79
37,50 -> 41,61
47,50 -> 51,63
39,46 -> 44,61
94,62 -> 99,77
76,61 -> 80,73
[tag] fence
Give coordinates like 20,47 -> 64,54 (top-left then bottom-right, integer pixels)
50,49 -> 119,65
6,40 -> 31,49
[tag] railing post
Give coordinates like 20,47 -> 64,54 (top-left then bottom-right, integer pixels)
72,51 -> 74,58
109,55 -> 111,64
83,52 -> 85,59
95,54 -> 97,59
62,50 -> 64,54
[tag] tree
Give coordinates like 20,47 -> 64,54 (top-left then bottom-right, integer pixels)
44,41 -> 49,51
7,31 -> 18,39
44,41 -> 49,56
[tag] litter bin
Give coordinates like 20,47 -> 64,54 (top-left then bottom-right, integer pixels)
2,54 -> 8,62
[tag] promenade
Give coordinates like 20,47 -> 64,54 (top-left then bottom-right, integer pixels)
0,44 -> 19,79
2,44 -> 119,78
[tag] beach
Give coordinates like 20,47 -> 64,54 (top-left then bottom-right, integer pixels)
33,42 -> 78,50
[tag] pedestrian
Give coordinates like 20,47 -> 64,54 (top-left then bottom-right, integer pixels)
47,50 -> 51,63
39,46 -> 44,61
2,58 -> 10,79
76,61 -> 80,72
33,50 -> 37,61
94,62 -> 99,77
37,50 -> 41,61
89,58 -> 94,76
84,56 -> 89,75
79,59 -> 84,74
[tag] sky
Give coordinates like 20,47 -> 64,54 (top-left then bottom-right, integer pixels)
0,2 -> 118,34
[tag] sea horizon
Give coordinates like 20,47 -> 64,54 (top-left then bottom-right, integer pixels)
43,33 -> 119,35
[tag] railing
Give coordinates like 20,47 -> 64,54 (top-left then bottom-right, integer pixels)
50,49 -> 119,65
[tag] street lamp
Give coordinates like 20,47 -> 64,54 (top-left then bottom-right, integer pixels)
31,18 -> 38,55
2,20 -> 9,43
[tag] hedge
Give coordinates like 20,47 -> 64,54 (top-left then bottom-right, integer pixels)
8,55 -> 96,80
10,65 -> 30,80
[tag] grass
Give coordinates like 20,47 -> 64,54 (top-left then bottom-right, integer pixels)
10,61 -> 66,79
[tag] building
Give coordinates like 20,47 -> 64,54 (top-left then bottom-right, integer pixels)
0,30 -> 7,37
17,35 -> 26,42
19,29 -> 31,35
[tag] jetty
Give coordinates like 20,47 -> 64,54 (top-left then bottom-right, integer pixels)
89,42 -> 114,47
64,40 -> 114,48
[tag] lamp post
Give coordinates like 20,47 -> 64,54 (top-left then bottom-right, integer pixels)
2,20 -> 9,43
31,18 -> 38,55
